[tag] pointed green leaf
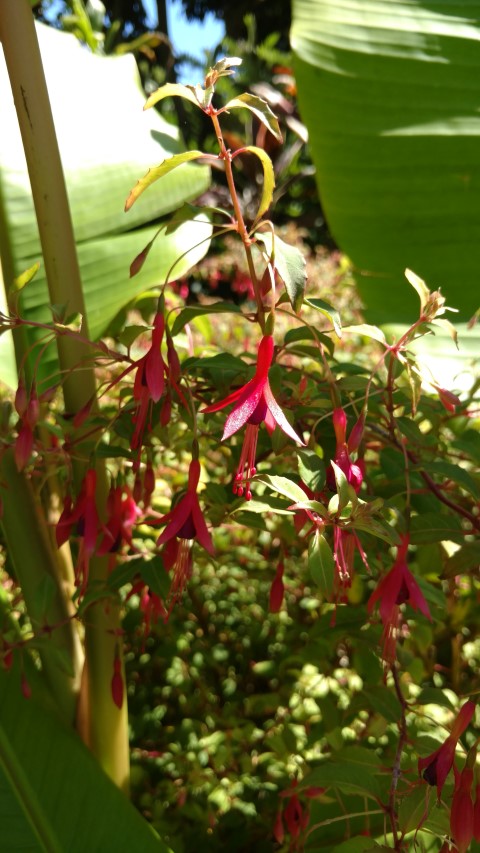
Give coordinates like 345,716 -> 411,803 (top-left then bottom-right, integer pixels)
409,512 -> 464,544
256,474 -> 308,503
222,93 -> 282,142
255,232 -> 307,312
405,268 -> 430,314
305,297 -> 342,337
125,151 -> 209,211
342,325 -> 387,346
144,82 -> 203,110
398,784 -> 430,836
297,448 -> 326,492
10,261 -> 40,295
236,146 -> 275,223
0,667 -> 171,852
308,531 -> 335,597
301,760 -> 381,800
171,302 -> 242,336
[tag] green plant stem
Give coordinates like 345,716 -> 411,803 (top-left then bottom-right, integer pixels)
0,0 -> 129,791
209,109 -> 265,329
0,448 -> 82,724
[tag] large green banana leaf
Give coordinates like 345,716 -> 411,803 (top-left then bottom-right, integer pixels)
0,22 -> 211,386
291,0 -> 480,323
0,665 -> 170,852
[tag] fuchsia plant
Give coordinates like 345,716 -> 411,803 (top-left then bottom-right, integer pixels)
1,36 -> 480,851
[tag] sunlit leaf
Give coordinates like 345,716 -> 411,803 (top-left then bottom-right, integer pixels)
308,531 -> 335,598
222,93 -> 282,142
235,146 -> 275,223
171,302 -> 243,337
255,231 -> 307,312
305,297 -> 342,337
144,81 -> 202,111
125,151 -> 209,211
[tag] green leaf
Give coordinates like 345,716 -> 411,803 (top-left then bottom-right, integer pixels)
0,667 -> 171,852
305,297 -> 342,337
301,760 -> 381,800
308,531 -> 335,598
144,81 -> 203,111
10,261 -> 40,295
255,231 -> 307,312
297,448 -> 325,492
361,686 -> 401,724
222,93 -> 282,142
444,542 -> 480,577
415,460 -> 479,499
236,146 -> 275,223
404,268 -> 430,314
330,460 -> 351,512
0,22 -> 210,385
415,688 -> 455,711
409,512 -> 464,544
342,325 -> 387,346
140,556 -> 171,599
292,0 -> 480,322
125,151 -> 209,211
171,302 -> 243,336
256,474 -> 308,503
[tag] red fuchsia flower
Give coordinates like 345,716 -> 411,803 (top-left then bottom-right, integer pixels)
368,533 -> 431,662
56,468 -> 100,594
418,700 -> 476,798
14,380 -> 40,471
274,781 -> 309,848
333,527 -> 368,599
269,561 -> 285,613
474,782 -> 480,842
156,458 -> 214,607
326,408 -> 364,493
131,312 -> 168,454
450,760 -> 475,853
97,484 -> 141,562
127,580 -> 168,640
202,335 -> 304,499
434,385 -> 461,414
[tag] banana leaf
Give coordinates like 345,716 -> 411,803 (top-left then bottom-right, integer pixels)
0,21 -> 211,385
291,0 -> 480,323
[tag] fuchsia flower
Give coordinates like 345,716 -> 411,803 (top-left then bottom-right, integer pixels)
56,468 -> 100,593
202,336 -> 304,499
131,312 -> 168,453
157,458 -> 214,606
327,407 -> 364,493
14,380 -> 40,471
97,484 -> 141,559
368,533 -> 431,662
269,561 -> 285,613
418,700 -> 476,798
450,761 -> 475,853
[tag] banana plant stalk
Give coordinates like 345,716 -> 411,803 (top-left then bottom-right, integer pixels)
0,0 -> 129,792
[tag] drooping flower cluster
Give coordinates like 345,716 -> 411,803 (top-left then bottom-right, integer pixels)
368,533 -> 431,662
202,335 -> 304,499
156,457 -> 213,608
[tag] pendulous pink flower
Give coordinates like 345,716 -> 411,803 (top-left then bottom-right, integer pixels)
450,761 -> 475,853
157,458 -> 213,606
368,533 -> 431,662
418,700 -> 476,798
202,335 -> 304,499
327,407 -> 364,493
